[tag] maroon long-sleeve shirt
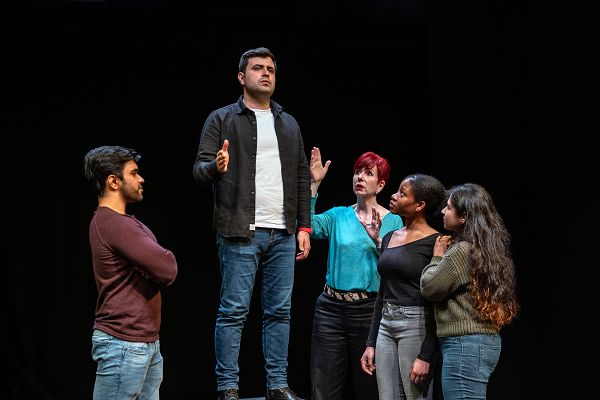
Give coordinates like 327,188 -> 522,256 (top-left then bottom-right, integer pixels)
89,206 -> 177,342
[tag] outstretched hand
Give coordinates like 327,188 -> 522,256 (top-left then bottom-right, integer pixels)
310,147 -> 331,184
217,140 -> 229,173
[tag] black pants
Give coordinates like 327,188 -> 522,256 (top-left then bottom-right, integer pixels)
310,293 -> 378,400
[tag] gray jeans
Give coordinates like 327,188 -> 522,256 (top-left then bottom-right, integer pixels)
375,303 -> 434,400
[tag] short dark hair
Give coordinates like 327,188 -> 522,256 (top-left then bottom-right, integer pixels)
238,47 -> 277,73
84,145 -> 141,196
404,173 -> 446,230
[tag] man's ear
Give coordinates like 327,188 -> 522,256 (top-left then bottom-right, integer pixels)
107,175 -> 120,191
238,71 -> 245,85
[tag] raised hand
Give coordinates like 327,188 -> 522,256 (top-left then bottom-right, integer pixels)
360,206 -> 382,247
310,147 -> 331,184
217,139 -> 229,173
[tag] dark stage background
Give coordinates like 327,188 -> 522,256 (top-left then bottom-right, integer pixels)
1,1 -> 595,399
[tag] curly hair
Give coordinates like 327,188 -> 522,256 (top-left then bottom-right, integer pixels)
448,183 -> 519,328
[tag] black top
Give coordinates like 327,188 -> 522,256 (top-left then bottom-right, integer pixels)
378,233 -> 439,306
366,231 -> 440,362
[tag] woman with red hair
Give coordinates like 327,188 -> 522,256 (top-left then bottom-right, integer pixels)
309,148 -> 403,400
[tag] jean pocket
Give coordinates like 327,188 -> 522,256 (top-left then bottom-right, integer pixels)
478,344 -> 501,379
125,341 -> 151,356
91,330 -> 112,346
402,308 -> 425,319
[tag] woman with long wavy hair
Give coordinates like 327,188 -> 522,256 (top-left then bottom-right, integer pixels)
420,183 -> 519,400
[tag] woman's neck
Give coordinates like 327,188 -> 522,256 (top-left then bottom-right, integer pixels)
354,198 -> 379,224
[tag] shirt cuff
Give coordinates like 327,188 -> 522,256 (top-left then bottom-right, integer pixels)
298,227 -> 312,235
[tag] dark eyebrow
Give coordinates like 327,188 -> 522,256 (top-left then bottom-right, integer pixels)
251,63 -> 275,70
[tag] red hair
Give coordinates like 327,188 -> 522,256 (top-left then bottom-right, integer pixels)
353,152 -> 391,184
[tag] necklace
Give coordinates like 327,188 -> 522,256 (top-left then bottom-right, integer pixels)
353,204 -> 372,226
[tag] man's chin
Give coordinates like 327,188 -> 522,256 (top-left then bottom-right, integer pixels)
258,86 -> 275,94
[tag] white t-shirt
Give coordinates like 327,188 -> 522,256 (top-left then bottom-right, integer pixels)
252,108 -> 285,229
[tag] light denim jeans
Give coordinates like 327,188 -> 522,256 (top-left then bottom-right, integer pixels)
375,303 -> 434,400
214,228 -> 296,391
439,334 -> 501,400
91,329 -> 163,400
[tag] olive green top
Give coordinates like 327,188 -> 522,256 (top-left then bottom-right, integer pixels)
421,241 -> 499,337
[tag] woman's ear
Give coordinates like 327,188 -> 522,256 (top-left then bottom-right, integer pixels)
376,180 -> 385,194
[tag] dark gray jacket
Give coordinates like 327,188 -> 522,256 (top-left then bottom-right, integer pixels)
193,96 -> 311,237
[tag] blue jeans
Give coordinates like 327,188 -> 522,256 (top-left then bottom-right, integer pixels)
91,329 -> 163,400
214,228 -> 296,391
310,293 -> 378,400
375,303 -> 434,400
439,334 -> 501,400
